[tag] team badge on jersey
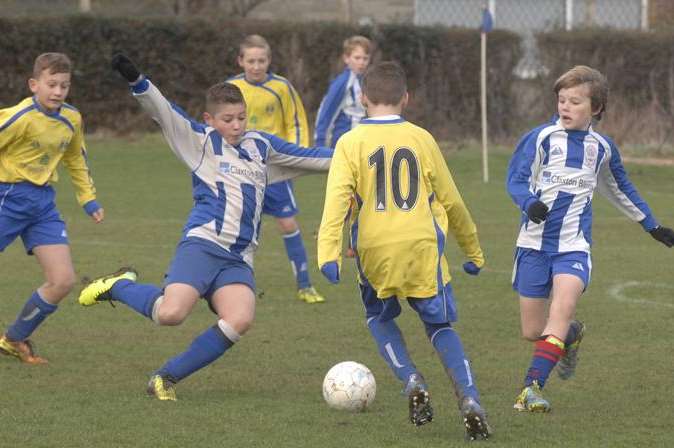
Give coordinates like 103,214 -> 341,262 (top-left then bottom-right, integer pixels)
265,104 -> 275,115
584,143 -> 598,169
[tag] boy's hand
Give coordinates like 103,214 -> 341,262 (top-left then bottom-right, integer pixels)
462,261 -> 481,276
345,247 -> 356,258
90,208 -> 105,224
84,200 -> 104,224
527,200 -> 549,224
111,54 -> 141,83
320,261 -> 340,284
650,226 -> 674,247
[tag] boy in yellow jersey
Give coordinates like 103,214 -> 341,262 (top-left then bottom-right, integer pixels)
227,35 -> 325,304
317,62 -> 492,441
0,53 -> 103,364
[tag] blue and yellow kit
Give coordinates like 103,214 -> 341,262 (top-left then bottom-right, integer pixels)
0,97 -> 96,206
317,116 -> 484,299
227,73 -> 309,146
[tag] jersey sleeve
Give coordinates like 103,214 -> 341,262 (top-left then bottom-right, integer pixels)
0,106 -> 25,152
263,132 -> 333,183
131,78 -> 206,171
60,117 -> 97,206
427,137 -> 484,267
317,138 -> 356,269
282,82 -> 310,146
597,140 -> 658,231
506,129 -> 543,213
314,73 -> 348,147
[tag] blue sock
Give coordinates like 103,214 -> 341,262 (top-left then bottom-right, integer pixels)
367,317 -> 417,383
283,230 -> 311,289
110,280 -> 162,319
424,322 -> 480,402
6,291 -> 58,341
157,325 -> 235,382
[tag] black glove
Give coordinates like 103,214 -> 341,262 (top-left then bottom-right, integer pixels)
526,200 -> 549,224
650,226 -> 674,248
111,54 -> 141,83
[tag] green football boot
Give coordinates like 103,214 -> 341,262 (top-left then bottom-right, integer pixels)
513,381 -> 551,413
78,267 -> 138,306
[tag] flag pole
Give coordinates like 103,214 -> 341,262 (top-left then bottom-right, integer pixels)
480,5 -> 492,183
480,27 -> 488,183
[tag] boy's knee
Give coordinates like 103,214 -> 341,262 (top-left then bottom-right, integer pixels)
423,321 -> 452,340
44,274 -> 77,299
157,307 -> 188,326
277,217 -> 299,234
229,317 -> 253,335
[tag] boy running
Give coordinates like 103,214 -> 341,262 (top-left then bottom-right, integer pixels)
0,53 -> 103,364
317,61 -> 492,441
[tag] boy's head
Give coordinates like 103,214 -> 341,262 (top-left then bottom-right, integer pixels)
361,61 -> 408,110
554,65 -> 608,130
238,34 -> 272,84
203,82 -> 248,145
342,35 -> 372,75
29,52 -> 72,112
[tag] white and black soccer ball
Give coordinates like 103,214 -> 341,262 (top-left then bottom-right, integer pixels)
322,361 -> 376,412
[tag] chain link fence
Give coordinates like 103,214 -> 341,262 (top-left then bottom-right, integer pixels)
415,0 -> 650,78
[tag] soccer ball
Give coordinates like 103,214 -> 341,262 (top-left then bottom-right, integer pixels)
322,361 -> 376,412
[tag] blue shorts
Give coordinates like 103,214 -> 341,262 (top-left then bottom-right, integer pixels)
0,182 -> 68,254
359,282 -> 458,324
512,247 -> 591,298
262,180 -> 298,218
165,237 -> 256,310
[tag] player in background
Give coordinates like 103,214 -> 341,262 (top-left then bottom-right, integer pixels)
227,34 -> 325,304
78,55 -> 332,401
0,53 -> 103,364
317,61 -> 492,441
507,65 -> 674,412
314,35 -> 372,148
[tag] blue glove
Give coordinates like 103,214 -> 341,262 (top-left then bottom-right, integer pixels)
83,200 -> 101,216
320,261 -> 340,284
462,261 -> 481,276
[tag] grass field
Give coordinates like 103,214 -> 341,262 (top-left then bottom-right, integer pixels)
1,134 -> 673,447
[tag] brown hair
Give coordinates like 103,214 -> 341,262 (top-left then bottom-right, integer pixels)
343,35 -> 372,56
33,52 -> 72,78
206,82 -> 246,113
238,34 -> 271,57
362,61 -> 407,106
554,65 -> 608,120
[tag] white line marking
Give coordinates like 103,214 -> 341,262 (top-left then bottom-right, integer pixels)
608,281 -> 674,309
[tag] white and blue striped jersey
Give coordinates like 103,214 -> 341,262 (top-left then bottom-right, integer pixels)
131,78 -> 332,267
507,117 -> 658,254
314,68 -> 365,147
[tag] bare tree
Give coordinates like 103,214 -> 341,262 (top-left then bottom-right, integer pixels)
230,0 -> 270,18
167,0 -> 269,18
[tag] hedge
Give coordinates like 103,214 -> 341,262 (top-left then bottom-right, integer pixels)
0,17 -> 521,140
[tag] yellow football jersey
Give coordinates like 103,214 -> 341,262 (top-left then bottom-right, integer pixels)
228,73 -> 309,146
0,97 -> 96,206
317,117 -> 484,299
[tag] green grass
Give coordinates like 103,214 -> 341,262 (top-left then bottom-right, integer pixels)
1,134 -> 673,447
